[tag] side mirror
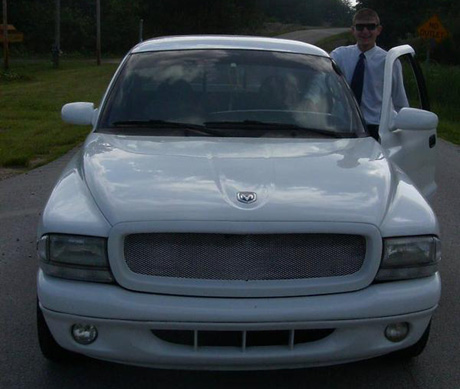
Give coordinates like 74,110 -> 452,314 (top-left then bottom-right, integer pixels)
391,107 -> 438,131
61,102 -> 98,126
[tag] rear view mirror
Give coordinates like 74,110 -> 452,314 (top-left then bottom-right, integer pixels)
391,107 -> 438,131
61,102 -> 97,126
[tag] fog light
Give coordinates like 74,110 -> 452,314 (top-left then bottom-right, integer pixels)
385,322 -> 409,342
71,324 -> 98,345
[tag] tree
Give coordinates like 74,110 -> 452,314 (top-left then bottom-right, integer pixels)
3,0 -> 353,55
257,0 -> 352,27
355,0 -> 459,51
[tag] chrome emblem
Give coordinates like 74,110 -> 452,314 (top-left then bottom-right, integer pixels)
237,191 -> 257,204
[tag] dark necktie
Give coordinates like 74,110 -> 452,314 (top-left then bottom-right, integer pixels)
351,52 -> 366,105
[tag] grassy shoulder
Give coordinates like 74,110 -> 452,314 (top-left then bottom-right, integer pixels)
257,22 -> 310,37
0,60 -> 118,169
316,31 -> 353,52
423,64 -> 460,145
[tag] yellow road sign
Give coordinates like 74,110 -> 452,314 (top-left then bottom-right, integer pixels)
418,15 -> 449,43
0,32 -> 24,43
0,24 -> 17,31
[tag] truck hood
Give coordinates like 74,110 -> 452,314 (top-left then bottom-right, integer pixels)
82,134 -> 393,226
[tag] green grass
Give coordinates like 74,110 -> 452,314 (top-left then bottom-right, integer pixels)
257,22 -> 310,37
423,63 -> 460,144
402,62 -> 460,145
316,31 -> 353,52
437,120 -> 460,144
0,60 -> 118,168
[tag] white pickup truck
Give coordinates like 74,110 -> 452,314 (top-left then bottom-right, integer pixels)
37,36 -> 441,370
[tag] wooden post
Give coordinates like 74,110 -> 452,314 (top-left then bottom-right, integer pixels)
96,0 -> 101,66
53,0 -> 60,68
139,19 -> 143,43
3,0 -> 9,70
426,39 -> 436,68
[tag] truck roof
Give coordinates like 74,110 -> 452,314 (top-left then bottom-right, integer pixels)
130,35 -> 329,57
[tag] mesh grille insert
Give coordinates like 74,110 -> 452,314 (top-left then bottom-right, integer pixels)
123,233 -> 366,281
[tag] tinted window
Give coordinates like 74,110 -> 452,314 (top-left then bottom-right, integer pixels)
99,49 -> 365,137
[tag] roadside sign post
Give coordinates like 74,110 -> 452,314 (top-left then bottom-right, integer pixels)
2,0 -> 8,70
139,19 -> 144,43
53,0 -> 60,68
417,15 -> 449,64
96,0 -> 101,66
1,22 -> 24,71
0,5 -> 28,71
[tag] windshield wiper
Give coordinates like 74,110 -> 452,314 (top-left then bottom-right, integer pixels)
205,120 -> 276,128
111,120 -> 205,129
110,120 -> 225,137
204,120 -> 351,138
108,120 -> 353,138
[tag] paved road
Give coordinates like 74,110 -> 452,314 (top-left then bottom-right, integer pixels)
1,29 -> 460,388
278,27 -> 349,44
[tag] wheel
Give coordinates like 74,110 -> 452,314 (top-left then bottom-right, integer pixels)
37,300 -> 79,362
388,322 -> 431,359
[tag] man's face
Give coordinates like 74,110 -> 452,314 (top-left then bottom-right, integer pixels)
351,17 -> 382,51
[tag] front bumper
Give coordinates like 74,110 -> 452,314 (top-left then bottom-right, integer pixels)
38,270 -> 441,370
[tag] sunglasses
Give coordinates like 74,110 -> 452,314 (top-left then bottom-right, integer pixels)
354,23 -> 378,31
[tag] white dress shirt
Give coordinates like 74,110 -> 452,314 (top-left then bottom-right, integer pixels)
330,44 -> 408,125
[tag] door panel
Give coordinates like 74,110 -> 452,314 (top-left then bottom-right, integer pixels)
379,45 -> 437,201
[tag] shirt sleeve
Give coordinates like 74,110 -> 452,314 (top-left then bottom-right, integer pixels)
392,60 -> 409,111
330,49 -> 338,60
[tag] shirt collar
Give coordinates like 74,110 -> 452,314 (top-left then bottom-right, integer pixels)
354,44 -> 378,59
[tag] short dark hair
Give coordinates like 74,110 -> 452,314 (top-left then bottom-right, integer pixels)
353,8 -> 380,25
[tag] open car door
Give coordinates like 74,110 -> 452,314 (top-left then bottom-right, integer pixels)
379,45 -> 438,201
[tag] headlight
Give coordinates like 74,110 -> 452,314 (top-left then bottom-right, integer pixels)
375,236 -> 441,282
37,234 -> 114,283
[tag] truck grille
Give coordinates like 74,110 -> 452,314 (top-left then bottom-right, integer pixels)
123,233 -> 366,281
152,328 -> 335,350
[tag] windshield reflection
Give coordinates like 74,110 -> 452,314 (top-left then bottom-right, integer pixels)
99,49 -> 365,138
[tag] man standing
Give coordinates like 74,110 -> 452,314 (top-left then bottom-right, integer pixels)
331,8 -> 408,140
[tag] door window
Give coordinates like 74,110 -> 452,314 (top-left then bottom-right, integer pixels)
398,54 -> 430,110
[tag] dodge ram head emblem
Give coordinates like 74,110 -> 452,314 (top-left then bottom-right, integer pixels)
237,191 -> 257,204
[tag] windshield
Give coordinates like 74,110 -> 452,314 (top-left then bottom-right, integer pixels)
98,49 -> 365,138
